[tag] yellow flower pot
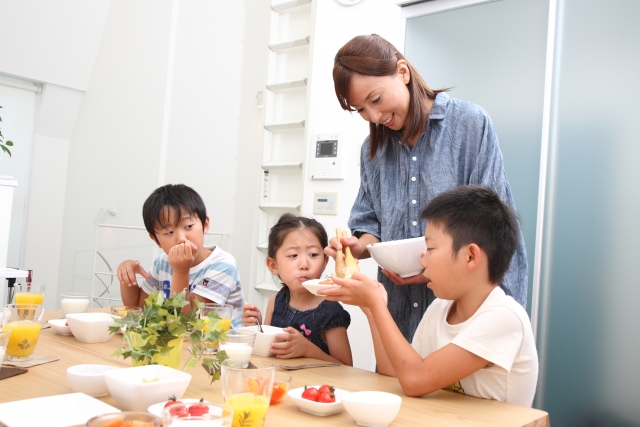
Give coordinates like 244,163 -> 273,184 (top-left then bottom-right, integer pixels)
130,335 -> 184,370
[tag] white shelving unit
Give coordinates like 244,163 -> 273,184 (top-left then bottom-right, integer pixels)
254,0 -> 314,309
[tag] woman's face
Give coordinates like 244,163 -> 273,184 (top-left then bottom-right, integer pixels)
347,60 -> 411,132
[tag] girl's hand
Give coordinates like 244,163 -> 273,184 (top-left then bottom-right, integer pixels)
270,327 -> 313,359
168,240 -> 197,272
381,269 -> 427,286
242,304 -> 262,326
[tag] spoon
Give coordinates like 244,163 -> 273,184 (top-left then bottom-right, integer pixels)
255,316 -> 264,333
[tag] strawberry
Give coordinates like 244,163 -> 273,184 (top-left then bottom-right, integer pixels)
301,386 -> 319,401
188,398 -> 209,417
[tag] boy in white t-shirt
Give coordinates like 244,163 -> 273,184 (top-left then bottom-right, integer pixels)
323,185 -> 538,406
117,184 -> 245,326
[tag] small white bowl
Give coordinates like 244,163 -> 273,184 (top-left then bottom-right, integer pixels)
366,237 -> 427,278
287,385 -> 350,416
48,318 -> 72,336
147,398 -> 211,417
238,325 -> 287,357
104,365 -> 192,412
66,312 -> 115,343
302,279 -> 340,296
341,391 -> 402,427
66,364 -> 119,397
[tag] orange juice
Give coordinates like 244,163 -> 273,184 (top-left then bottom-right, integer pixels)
14,292 -> 44,305
225,393 -> 269,427
4,321 -> 42,358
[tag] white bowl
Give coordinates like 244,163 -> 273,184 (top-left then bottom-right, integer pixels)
287,385 -> 350,416
66,364 -> 119,397
341,391 -> 402,427
104,365 -> 192,412
147,398 -> 211,417
302,279 -> 340,296
48,318 -> 72,336
238,325 -> 287,357
366,237 -> 427,278
66,312 -> 115,343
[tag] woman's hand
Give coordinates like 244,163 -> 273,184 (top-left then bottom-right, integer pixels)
324,233 -> 379,261
270,327 -> 314,359
242,304 -> 262,326
381,269 -> 427,286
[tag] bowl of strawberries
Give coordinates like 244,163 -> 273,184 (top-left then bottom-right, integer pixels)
158,400 -> 233,426
286,384 -> 350,416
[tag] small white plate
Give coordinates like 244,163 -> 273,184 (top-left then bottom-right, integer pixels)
48,318 -> 72,336
302,279 -> 340,297
0,392 -> 120,427
148,398 -> 211,417
287,385 -> 350,416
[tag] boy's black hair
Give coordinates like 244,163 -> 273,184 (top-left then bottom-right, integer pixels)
420,185 -> 520,285
267,213 -> 328,259
143,184 -> 207,244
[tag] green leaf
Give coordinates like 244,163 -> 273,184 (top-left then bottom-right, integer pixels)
5,141 -> 13,146
1,145 -> 11,157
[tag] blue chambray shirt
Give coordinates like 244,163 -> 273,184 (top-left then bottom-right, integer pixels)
348,92 -> 528,342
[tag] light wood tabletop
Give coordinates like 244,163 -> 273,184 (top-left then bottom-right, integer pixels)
0,310 -> 550,427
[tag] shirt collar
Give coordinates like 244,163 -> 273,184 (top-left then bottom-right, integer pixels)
427,92 -> 449,121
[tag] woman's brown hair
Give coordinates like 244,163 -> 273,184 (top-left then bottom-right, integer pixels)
333,34 -> 447,158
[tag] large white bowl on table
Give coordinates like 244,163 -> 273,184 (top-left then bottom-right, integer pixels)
341,391 -> 402,427
238,325 -> 287,357
67,364 -> 119,397
66,312 -> 114,343
287,385 -> 350,416
366,237 -> 427,278
104,365 -> 192,412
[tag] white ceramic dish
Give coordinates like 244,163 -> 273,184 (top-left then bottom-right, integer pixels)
341,391 -> 402,427
104,365 -> 192,412
67,364 -> 119,397
48,318 -> 72,336
66,312 -> 115,343
287,385 -> 350,416
366,237 -> 427,278
302,279 -> 340,297
147,398 -> 211,417
0,392 -> 120,427
238,325 -> 287,357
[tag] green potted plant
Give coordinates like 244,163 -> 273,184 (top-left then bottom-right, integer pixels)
0,106 -> 15,157
109,290 -> 229,381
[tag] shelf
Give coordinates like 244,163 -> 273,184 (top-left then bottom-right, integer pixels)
259,202 -> 300,211
269,36 -> 310,53
255,282 -> 282,296
266,78 -> 307,92
264,120 -> 305,131
261,162 -> 303,171
271,0 -> 312,13
257,241 -> 268,251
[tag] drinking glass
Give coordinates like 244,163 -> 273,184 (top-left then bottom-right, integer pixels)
2,304 -> 44,361
13,283 -> 45,305
60,293 -> 91,317
221,359 -> 275,427
218,330 -> 256,367
162,402 -> 234,426
0,328 -> 11,370
200,304 -> 233,354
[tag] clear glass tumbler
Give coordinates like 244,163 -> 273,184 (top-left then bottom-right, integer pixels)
2,304 -> 44,361
221,358 -> 275,427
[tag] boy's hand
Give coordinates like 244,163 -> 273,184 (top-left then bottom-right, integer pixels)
117,260 -> 151,287
168,240 -> 198,272
242,304 -> 262,326
320,272 -> 387,309
270,327 -> 313,359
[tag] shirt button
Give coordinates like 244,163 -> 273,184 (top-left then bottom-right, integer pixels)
411,177 -> 416,182
412,156 -> 417,161
412,221 -> 417,226
412,199 -> 417,205
413,302 -> 418,308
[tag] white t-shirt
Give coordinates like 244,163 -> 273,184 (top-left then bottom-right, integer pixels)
411,287 -> 538,407
140,246 -> 245,328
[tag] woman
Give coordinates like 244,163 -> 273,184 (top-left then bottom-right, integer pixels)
325,34 -> 528,342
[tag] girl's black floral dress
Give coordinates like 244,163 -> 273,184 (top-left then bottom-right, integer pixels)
270,286 -> 351,355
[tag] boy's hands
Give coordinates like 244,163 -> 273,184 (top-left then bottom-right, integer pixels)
270,327 -> 313,359
168,240 -> 198,272
117,260 -> 151,287
320,272 -> 388,309
242,304 -> 262,326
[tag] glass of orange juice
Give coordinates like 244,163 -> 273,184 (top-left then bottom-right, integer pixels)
221,359 -> 275,427
2,303 -> 44,361
200,304 -> 232,355
13,283 -> 45,305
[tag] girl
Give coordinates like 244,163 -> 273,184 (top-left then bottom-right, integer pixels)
243,213 -> 352,366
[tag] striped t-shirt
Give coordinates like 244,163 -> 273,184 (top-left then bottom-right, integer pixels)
140,245 -> 245,328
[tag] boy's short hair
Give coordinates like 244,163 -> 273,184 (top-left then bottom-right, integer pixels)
420,185 -> 520,284
143,184 -> 207,244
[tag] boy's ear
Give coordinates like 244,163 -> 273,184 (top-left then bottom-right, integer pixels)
203,216 -> 210,233
265,257 -> 279,275
466,243 -> 482,271
149,233 -> 160,247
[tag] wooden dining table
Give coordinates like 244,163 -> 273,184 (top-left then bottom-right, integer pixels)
0,310 -> 550,427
